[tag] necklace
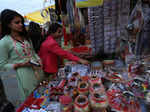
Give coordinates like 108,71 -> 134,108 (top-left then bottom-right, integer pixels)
11,35 -> 24,43
11,36 -> 32,59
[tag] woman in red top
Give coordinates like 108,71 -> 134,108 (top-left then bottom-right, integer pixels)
39,23 -> 89,78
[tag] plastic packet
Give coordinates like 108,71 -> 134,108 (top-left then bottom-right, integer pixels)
45,102 -> 61,112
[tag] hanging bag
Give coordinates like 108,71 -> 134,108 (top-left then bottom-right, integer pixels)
76,0 -> 103,8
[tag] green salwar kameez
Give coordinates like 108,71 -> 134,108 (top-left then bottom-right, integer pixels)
0,35 -> 44,102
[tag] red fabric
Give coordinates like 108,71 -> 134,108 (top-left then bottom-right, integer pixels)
16,94 -> 35,112
66,33 -> 73,42
71,46 -> 91,53
38,36 -> 80,73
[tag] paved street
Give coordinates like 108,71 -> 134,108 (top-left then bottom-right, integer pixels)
0,70 -> 21,107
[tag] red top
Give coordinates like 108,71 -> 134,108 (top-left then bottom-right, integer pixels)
38,36 -> 80,73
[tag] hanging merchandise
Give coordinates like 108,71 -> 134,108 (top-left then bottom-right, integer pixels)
78,9 -> 85,27
55,0 -> 67,15
55,0 -> 61,16
41,9 -> 49,19
88,0 -> 130,55
110,0 -> 120,54
103,0 -> 112,54
88,6 -> 104,55
48,8 -> 57,22
66,0 -> 75,25
76,0 -> 103,8
62,19 -> 68,46
130,0 -> 138,14
79,8 -> 89,26
55,0 -> 69,46
127,0 -> 143,55
120,0 -> 130,37
128,0 -> 150,56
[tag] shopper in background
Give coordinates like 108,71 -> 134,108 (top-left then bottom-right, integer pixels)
39,23 -> 89,79
28,21 -> 44,53
0,9 -> 44,102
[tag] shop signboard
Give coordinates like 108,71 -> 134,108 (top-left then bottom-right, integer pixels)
76,0 -> 103,8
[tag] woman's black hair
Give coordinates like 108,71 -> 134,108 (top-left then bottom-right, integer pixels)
0,9 -> 27,39
46,22 -> 62,37
28,21 -> 44,53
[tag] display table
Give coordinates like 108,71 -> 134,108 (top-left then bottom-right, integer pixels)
17,60 -> 150,112
16,93 -> 35,112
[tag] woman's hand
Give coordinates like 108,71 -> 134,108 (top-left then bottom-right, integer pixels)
13,61 -> 32,69
78,58 -> 89,65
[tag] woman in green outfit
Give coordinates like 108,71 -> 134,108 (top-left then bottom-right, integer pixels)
0,9 -> 44,102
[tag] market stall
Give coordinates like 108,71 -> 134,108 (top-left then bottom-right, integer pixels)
17,0 -> 150,111
17,58 -> 150,112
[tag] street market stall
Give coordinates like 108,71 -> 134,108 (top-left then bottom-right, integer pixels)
17,58 -> 150,112
17,0 -> 150,111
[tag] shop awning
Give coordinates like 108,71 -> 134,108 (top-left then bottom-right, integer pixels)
24,5 -> 55,24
